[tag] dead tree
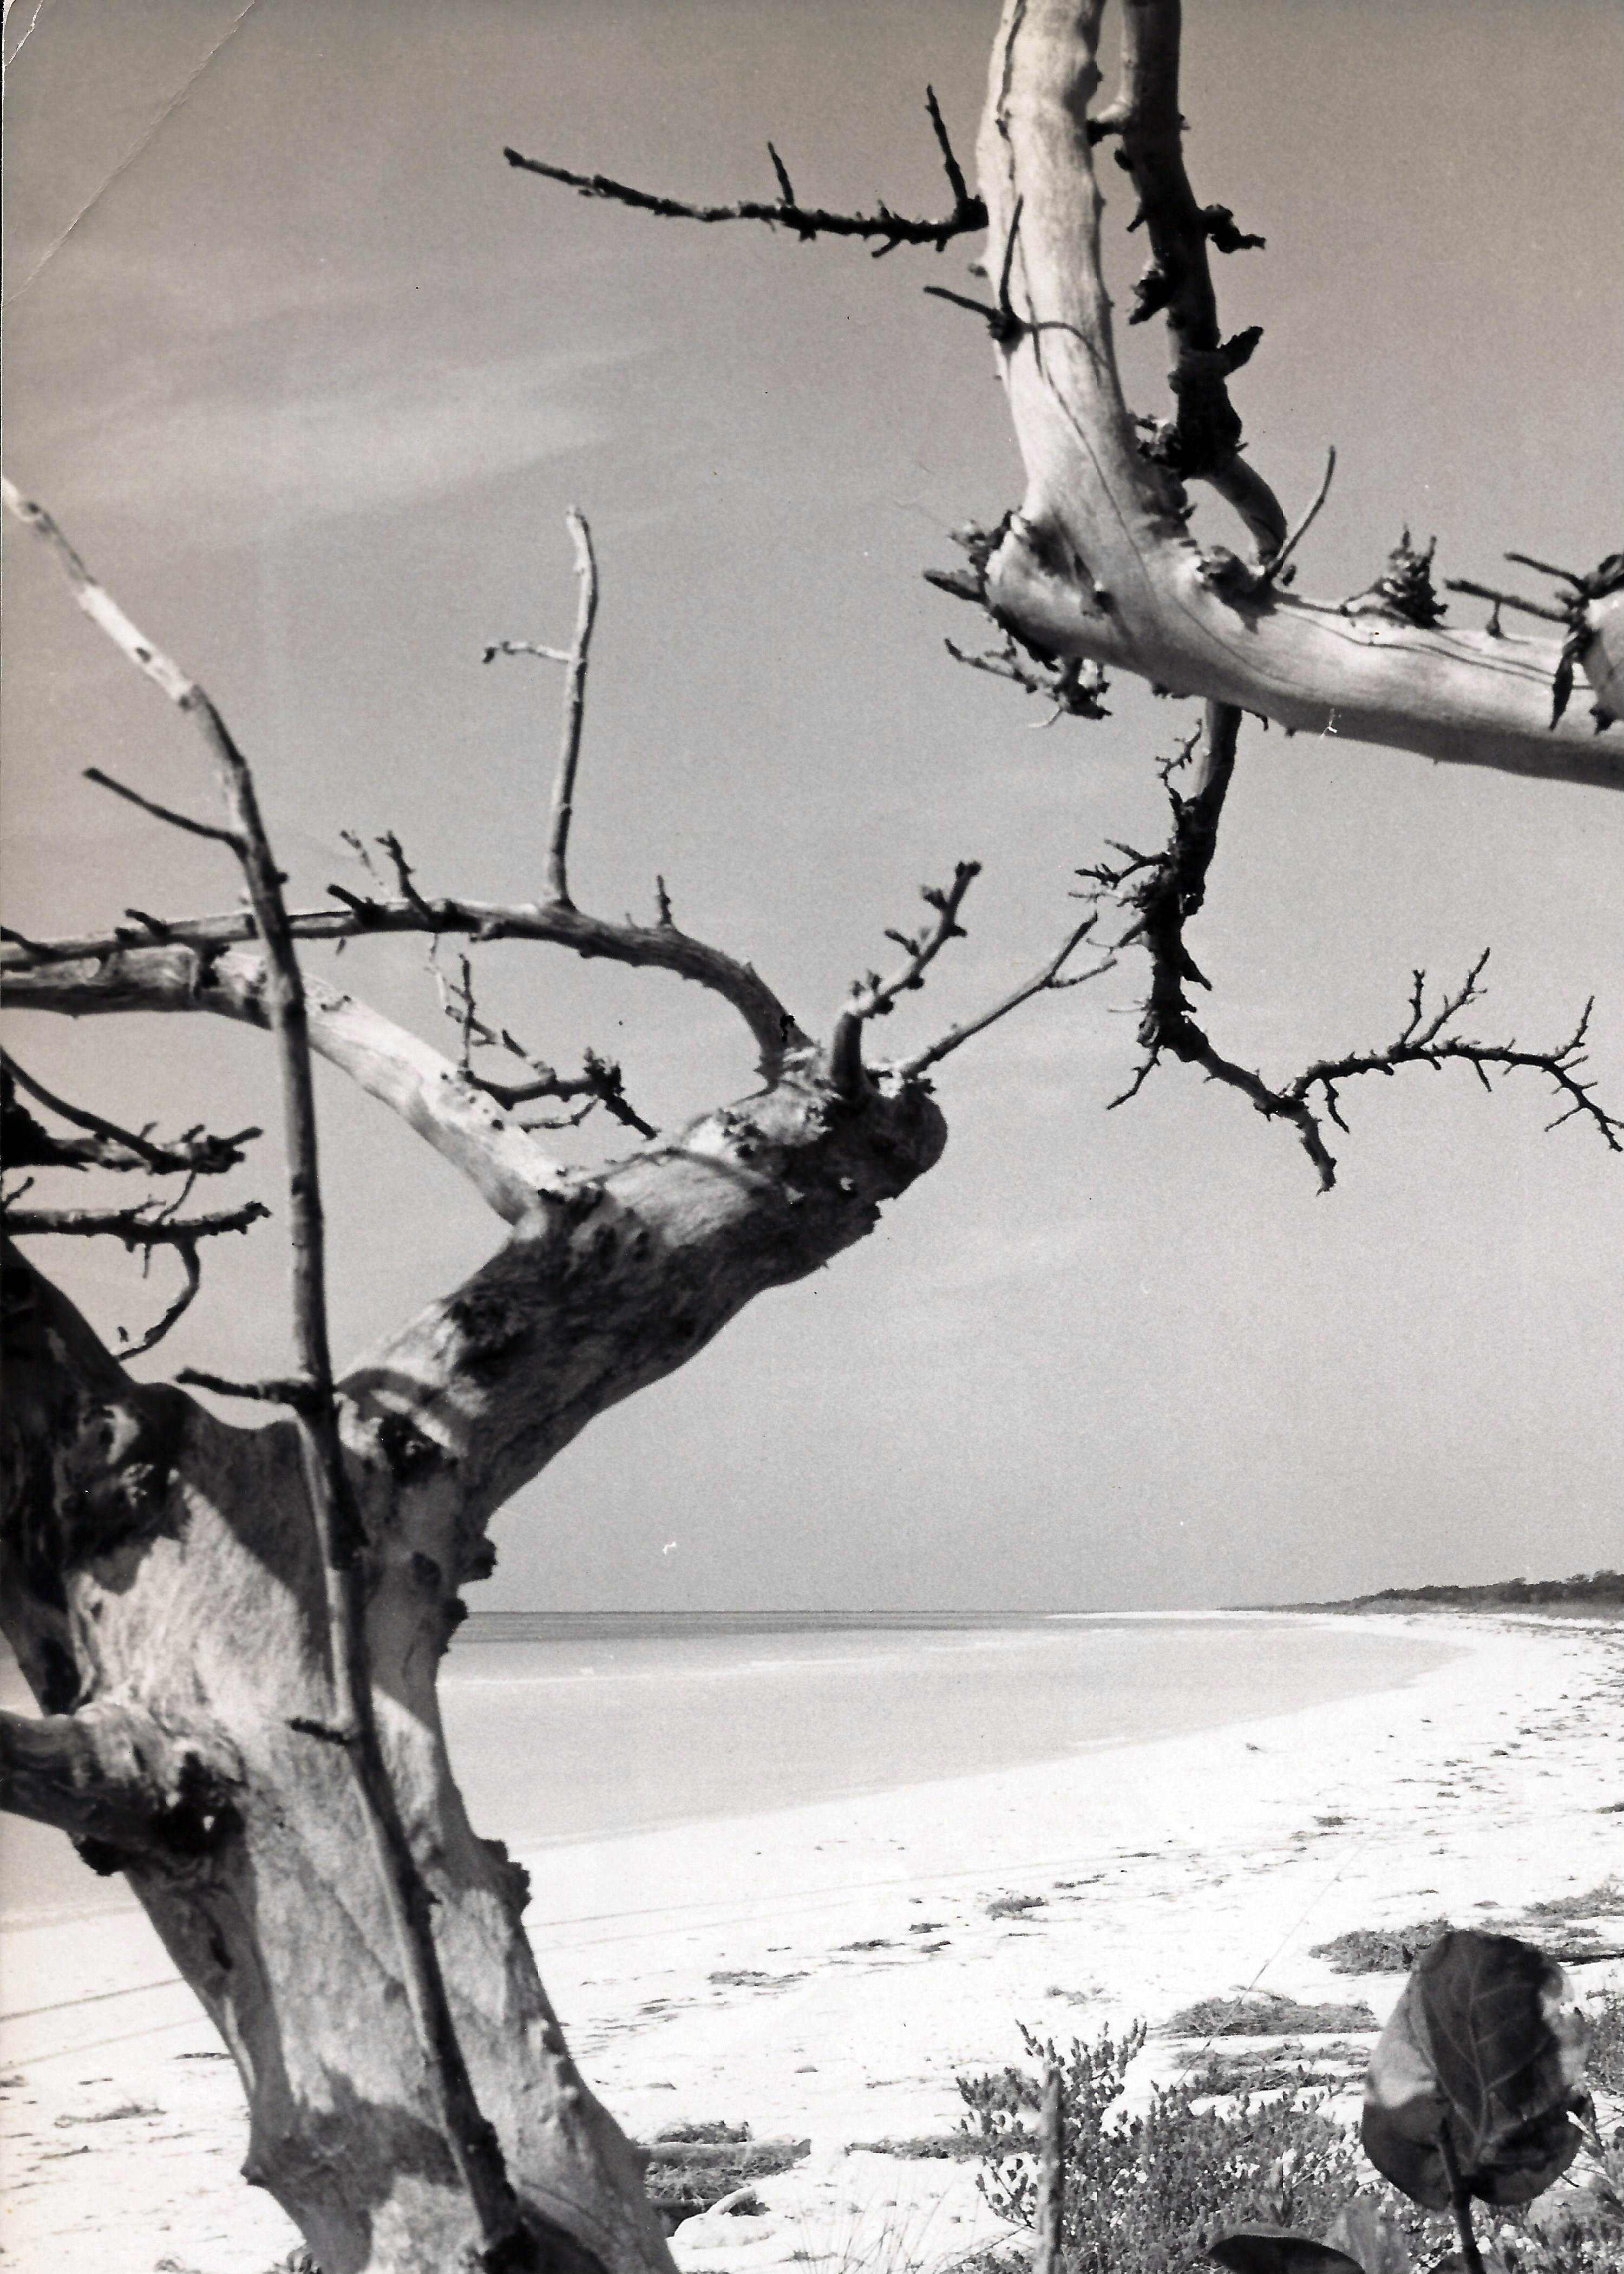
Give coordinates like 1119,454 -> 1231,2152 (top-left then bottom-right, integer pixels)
0,475 -> 1104,2274
1,6 -> 1618,2273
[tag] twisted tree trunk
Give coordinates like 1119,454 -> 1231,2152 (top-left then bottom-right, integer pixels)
1,1060 -> 945,2274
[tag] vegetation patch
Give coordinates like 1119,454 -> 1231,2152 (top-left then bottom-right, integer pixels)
1282,1570 -> 1624,1616
846,2132 -> 995,2161
1308,1920 -> 1453,1974
1523,1879 -> 1624,1922
1183,2045 -> 1367,2096
1163,1991 -> 1377,2036
706,1967 -> 807,1990
958,2022 -> 1367,2273
637,2125 -> 811,2233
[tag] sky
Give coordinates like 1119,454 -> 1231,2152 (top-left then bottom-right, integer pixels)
3,0 -> 1621,1615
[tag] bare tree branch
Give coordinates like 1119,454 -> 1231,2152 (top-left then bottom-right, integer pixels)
828,862 -> 981,1093
484,510 -> 599,905
433,951 -> 658,1141
1085,707 -> 1621,1186
505,84 -> 985,258
959,1 -> 1623,786
1450,551 -> 1624,729
944,635 -> 1110,722
1444,577 -> 1570,629
3,1198 -> 269,1245
1090,0 -> 1282,559
2,477 -> 528,2265
1256,447 -> 1337,591
4,885 -> 806,1082
2,1197 -> 271,1354
547,509 -> 598,904
83,764 -> 245,851
1286,963 -> 1623,1156
896,915 -> 1115,1080
1,1052 -> 259,1178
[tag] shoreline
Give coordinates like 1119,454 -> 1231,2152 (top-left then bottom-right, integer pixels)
2,1611 -> 1619,2271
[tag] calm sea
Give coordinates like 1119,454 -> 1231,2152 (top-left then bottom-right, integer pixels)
435,1610 -> 1451,1854
0,1613 -> 1452,1925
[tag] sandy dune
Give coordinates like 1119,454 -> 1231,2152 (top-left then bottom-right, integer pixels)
2,1612 -> 1619,2273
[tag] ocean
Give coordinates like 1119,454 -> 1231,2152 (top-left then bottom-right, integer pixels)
0,1612 -> 1453,1926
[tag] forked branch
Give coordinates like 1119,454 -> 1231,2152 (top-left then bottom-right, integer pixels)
1085,707 -> 1622,1187
829,862 -> 981,1092
962,0 -> 1622,785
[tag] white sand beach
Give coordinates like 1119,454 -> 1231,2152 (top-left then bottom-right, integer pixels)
2,1611 -> 1620,2273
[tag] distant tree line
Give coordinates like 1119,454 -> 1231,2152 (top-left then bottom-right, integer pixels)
1333,1572 -> 1623,1610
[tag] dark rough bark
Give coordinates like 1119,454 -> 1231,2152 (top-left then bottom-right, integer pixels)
0,1058 -> 944,2274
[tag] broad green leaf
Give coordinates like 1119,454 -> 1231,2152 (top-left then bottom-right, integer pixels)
1208,2230 -> 1365,2273
1360,1930 -> 1589,2210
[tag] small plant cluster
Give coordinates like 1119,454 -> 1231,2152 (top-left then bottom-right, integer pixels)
958,1945 -> 1624,2274
958,2021 -> 1364,2272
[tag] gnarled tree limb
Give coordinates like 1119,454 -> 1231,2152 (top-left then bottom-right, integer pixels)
967,0 -> 1623,787
0,1700 -> 240,1855
2,893 -> 807,1074
5,943 -> 567,1225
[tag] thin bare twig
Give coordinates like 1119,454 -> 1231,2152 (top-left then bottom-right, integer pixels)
1451,551 -> 1624,727
547,511 -> 597,904
433,952 -> 657,1141
896,917 -> 1114,1080
1,1052 -> 258,1178
944,637 -> 1110,723
481,639 -> 572,665
3,477 -> 526,2264
504,84 -> 984,259
828,862 -> 980,1093
83,766 -> 244,851
1443,577 -> 1570,628
1258,446 -> 1337,587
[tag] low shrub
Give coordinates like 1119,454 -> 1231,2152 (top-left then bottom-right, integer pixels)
957,2023 -> 1364,2274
